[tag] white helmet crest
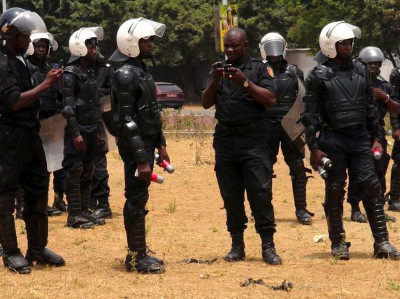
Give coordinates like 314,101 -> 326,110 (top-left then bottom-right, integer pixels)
319,21 -> 361,58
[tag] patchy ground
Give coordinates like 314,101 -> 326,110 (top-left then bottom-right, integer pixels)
2,133 -> 400,298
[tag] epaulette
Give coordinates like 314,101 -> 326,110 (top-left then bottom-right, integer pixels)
251,57 -> 263,63
0,52 -> 7,66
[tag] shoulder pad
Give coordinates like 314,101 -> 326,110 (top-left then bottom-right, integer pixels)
352,60 -> 366,76
313,65 -> 334,80
64,65 -> 85,81
62,72 -> 77,88
390,67 -> 400,86
114,65 -> 139,90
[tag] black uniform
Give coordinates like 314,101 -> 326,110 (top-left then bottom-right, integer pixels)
388,67 -> 400,208
89,58 -> 113,215
301,59 -> 391,255
347,76 -> 395,208
26,57 -> 66,214
107,54 -> 166,273
264,60 -> 311,223
0,48 -> 50,261
208,56 -> 277,242
62,60 -> 102,226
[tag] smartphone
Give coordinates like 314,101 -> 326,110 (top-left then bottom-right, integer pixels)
58,59 -> 64,69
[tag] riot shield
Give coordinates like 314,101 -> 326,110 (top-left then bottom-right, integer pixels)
281,78 -> 306,152
40,113 -> 66,172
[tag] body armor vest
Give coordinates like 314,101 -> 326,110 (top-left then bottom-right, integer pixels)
65,65 -> 102,125
318,64 -> 367,130
26,60 -> 60,116
265,64 -> 299,121
119,64 -> 162,137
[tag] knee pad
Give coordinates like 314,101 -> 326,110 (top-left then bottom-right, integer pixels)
66,163 -> 83,182
123,201 -> 148,228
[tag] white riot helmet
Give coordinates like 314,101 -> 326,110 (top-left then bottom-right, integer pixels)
358,46 -> 385,64
68,27 -> 104,57
259,32 -> 287,60
319,21 -> 361,58
116,18 -> 165,58
26,32 -> 58,55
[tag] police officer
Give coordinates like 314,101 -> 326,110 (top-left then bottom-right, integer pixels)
202,28 -> 281,265
88,54 -> 113,221
25,32 -> 65,217
61,27 -> 106,229
301,21 -> 400,260
106,18 -> 167,273
259,32 -> 313,225
347,47 -> 397,223
0,7 -> 65,273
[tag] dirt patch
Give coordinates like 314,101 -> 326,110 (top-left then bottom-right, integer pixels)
2,135 -> 400,298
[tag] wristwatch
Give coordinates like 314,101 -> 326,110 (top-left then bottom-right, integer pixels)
243,79 -> 249,88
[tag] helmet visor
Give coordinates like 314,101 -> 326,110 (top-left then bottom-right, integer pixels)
84,26 -> 104,41
128,18 -> 165,39
11,11 -> 47,36
262,40 -> 285,56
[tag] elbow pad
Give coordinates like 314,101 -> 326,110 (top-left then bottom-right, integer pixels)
122,120 -> 147,163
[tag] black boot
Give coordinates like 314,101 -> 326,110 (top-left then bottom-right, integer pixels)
292,177 -> 314,225
350,204 -> 367,223
90,196 -> 113,220
224,232 -> 245,262
52,192 -> 67,212
25,248 -> 65,266
65,166 -> 95,229
81,163 -> 105,226
324,188 -> 350,260
47,206 -> 62,217
0,192 -> 31,274
124,202 -> 164,274
261,235 -> 282,265
363,187 -> 400,260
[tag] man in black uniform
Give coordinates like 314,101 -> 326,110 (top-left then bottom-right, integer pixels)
25,32 -> 65,216
61,27 -> 106,229
301,21 -> 400,260
202,28 -> 281,265
0,7 -> 65,273
106,18 -> 167,274
347,47 -> 397,223
259,32 -> 313,225
88,54 -> 113,221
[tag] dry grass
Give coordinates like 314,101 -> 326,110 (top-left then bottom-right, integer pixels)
2,135 -> 400,298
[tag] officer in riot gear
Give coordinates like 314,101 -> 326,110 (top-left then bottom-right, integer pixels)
347,47 -> 397,222
105,18 -> 167,273
301,21 -> 400,260
202,28 -> 281,265
61,27 -> 106,229
25,32 -> 66,217
0,7 -> 65,274
88,53 -> 113,221
259,32 -> 313,225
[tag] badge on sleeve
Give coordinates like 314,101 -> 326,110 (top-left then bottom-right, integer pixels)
267,66 -> 274,78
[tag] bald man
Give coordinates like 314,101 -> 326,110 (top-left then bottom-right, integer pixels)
202,28 -> 281,265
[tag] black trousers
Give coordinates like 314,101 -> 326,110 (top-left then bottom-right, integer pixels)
347,138 -> 389,206
117,136 -> 156,209
320,128 -> 378,189
0,124 -> 49,253
89,151 -> 110,210
53,168 -> 65,195
213,126 -> 275,237
388,140 -> 400,201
